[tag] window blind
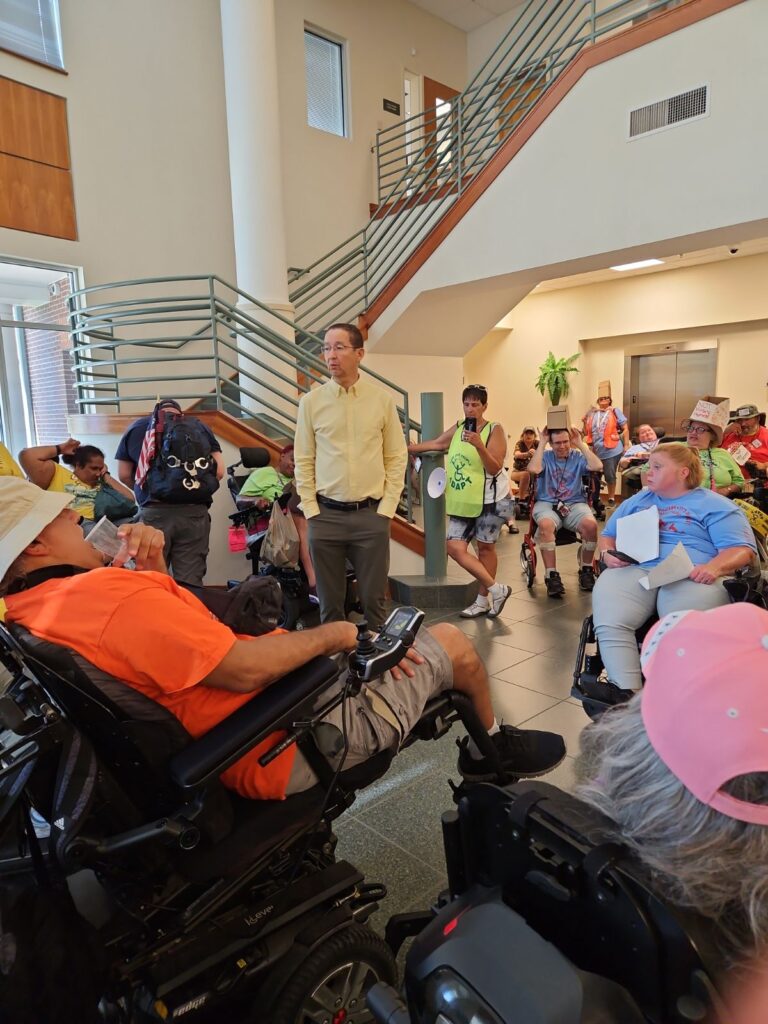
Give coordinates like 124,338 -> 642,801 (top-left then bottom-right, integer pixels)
0,0 -> 64,71
304,29 -> 345,137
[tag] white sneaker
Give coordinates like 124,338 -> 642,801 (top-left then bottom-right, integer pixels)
460,598 -> 489,618
487,583 -> 512,618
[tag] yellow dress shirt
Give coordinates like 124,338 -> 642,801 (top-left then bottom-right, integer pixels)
294,376 -> 408,519
0,442 -> 23,478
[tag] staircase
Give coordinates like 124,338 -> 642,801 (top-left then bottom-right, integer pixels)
287,0 -> 722,339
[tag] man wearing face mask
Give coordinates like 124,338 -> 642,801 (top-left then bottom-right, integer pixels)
294,323 -> 408,631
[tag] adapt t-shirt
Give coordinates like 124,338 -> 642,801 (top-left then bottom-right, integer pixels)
536,450 -> 589,504
602,487 -> 756,568
3,569 -> 295,799
47,462 -> 99,520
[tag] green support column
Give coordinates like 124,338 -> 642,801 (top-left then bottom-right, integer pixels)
420,392 -> 447,578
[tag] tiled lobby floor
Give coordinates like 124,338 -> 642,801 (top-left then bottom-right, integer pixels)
335,527 -> 593,939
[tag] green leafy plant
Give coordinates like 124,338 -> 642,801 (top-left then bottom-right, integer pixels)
535,351 -> 580,406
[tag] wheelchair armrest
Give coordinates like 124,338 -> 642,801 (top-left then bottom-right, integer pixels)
169,655 -> 341,789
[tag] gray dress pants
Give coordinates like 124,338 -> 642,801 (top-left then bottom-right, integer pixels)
138,504 -> 211,586
308,504 -> 391,630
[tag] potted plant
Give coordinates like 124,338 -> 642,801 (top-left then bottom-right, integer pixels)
535,351 -> 580,406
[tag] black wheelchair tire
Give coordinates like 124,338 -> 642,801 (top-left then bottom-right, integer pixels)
520,545 -> 535,588
267,923 -> 397,1024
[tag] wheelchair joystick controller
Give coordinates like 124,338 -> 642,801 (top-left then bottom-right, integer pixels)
347,607 -> 425,686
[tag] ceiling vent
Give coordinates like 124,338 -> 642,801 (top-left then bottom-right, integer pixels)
629,85 -> 709,139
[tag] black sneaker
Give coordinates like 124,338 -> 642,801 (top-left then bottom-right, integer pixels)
545,571 -> 565,598
578,566 -> 596,592
457,726 -> 566,783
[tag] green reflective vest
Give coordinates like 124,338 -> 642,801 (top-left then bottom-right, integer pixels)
445,421 -> 494,518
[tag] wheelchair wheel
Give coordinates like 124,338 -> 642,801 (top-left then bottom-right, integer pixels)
268,923 -> 396,1024
278,593 -> 302,630
520,543 -> 536,588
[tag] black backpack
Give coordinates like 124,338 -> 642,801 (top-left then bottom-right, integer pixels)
145,414 -> 220,505
180,575 -> 283,636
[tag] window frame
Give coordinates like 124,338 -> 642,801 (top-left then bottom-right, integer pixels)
303,24 -> 349,140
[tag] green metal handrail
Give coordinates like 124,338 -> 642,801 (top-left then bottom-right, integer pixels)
289,0 -> 690,334
68,275 -> 421,520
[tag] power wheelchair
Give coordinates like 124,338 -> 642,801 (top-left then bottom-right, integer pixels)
226,446 -> 359,630
0,606 -> 503,1024
366,780 -> 725,1024
571,560 -> 767,720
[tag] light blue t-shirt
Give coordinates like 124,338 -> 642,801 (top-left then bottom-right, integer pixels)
536,450 -> 589,503
602,488 -> 756,567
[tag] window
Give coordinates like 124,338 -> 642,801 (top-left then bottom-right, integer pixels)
304,28 -> 346,138
0,0 -> 64,71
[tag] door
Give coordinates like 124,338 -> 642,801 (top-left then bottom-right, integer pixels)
422,76 -> 460,188
629,349 -> 716,438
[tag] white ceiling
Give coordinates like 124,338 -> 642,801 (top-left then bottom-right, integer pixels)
407,0 -> 525,32
533,238 -> 768,294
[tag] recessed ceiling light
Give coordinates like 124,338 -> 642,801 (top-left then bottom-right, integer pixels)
609,259 -> 664,271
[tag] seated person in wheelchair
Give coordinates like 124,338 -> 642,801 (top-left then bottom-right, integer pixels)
575,602 -> 768,974
238,443 -> 295,510
528,425 -> 603,598
0,478 -> 566,796
238,443 -> 317,593
618,423 -> 658,487
593,443 -> 756,693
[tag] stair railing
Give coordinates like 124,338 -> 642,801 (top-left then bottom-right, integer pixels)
290,0 -> 690,334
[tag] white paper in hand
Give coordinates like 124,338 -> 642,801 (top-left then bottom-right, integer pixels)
427,467 -> 447,498
615,505 -> 660,564
639,542 -> 694,590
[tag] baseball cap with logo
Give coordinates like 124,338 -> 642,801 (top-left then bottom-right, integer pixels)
0,477 -> 73,582
640,604 -> 768,825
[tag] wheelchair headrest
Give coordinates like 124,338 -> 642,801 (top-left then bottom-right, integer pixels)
239,447 -> 271,470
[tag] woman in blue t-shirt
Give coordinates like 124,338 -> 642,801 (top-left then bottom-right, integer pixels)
592,443 -> 756,692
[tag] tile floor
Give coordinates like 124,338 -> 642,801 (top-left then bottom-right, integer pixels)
336,527 -> 593,938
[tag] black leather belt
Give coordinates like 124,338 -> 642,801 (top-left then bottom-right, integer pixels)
317,495 -> 379,512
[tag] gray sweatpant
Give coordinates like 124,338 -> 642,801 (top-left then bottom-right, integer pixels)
138,504 -> 211,586
591,565 -> 729,691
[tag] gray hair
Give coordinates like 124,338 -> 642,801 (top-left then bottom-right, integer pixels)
574,696 -> 768,964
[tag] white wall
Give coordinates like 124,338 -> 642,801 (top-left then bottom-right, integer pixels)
463,251 -> 768,435
0,0 -> 237,293
369,0 -> 768,356
364,352 -> 464,435
274,0 -> 467,270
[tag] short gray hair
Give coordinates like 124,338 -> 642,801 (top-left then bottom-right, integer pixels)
574,696 -> 768,963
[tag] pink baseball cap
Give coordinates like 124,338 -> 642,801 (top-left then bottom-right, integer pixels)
640,603 -> 768,826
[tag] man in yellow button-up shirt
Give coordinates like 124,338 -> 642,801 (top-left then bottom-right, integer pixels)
294,323 -> 408,629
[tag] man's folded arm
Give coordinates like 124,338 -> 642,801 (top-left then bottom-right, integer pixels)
201,621 -> 358,693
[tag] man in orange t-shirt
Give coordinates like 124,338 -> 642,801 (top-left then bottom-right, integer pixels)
0,479 -> 565,799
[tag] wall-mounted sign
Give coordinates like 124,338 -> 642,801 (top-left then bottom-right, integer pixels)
383,98 -> 401,115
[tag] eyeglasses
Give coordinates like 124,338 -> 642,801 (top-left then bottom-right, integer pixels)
321,344 -> 356,355
686,425 -> 713,435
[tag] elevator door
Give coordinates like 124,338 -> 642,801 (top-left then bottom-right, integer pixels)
630,349 -> 717,438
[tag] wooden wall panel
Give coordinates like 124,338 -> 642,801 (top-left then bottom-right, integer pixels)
0,152 -> 76,239
0,75 -> 76,239
0,76 -> 70,167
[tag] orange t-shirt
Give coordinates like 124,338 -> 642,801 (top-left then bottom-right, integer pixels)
3,569 -> 297,799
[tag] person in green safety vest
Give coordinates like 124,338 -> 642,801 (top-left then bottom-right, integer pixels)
409,385 -> 512,619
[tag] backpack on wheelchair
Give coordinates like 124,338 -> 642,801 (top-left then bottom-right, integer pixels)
227,446 -> 360,630
0,605 -> 499,1023
367,780 -> 724,1024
